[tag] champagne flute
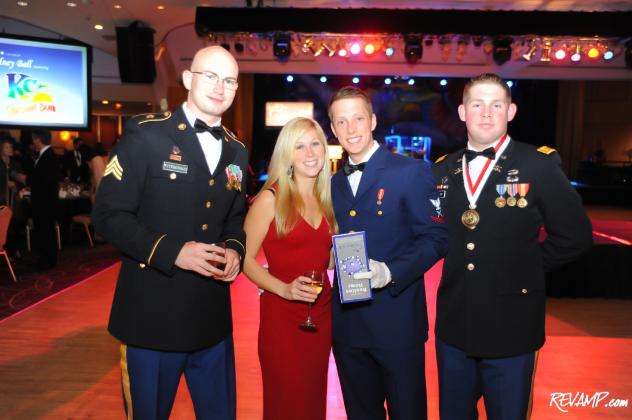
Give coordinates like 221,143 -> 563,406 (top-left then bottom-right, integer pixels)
300,270 -> 324,329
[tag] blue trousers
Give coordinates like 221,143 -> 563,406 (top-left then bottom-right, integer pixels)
120,338 -> 236,420
436,338 -> 537,420
333,342 -> 427,420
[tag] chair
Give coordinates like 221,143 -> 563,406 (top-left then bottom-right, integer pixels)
71,214 -> 94,248
26,218 -> 61,253
0,205 -> 17,282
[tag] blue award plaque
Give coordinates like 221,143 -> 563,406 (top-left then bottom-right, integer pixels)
332,231 -> 372,303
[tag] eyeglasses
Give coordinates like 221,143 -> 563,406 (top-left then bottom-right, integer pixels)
190,70 -> 239,90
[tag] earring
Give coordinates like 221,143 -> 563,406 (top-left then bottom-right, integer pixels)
287,165 -> 294,177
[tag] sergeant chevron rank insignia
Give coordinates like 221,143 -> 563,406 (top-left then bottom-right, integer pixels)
104,155 -> 123,181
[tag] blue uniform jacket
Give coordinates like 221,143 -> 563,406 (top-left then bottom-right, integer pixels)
331,146 -> 448,348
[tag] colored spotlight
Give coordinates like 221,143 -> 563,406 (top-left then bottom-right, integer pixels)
554,48 -> 566,60
350,43 -> 361,55
385,47 -> 395,57
587,47 -> 599,59
604,50 -> 614,60
570,45 -> 581,62
286,75 -> 294,82
408,78 -> 415,86
319,76 -> 327,83
384,78 -> 392,85
352,77 -> 360,84
439,79 -> 448,86
506,81 -> 514,88
364,43 -> 376,55
338,48 -> 348,57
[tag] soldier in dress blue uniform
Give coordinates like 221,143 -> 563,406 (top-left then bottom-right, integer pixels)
432,73 -> 593,419
92,46 -> 247,420
329,86 -> 448,420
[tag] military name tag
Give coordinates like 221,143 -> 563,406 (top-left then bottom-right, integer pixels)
162,161 -> 188,174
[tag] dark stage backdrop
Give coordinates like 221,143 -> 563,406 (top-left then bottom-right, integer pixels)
251,74 -> 558,178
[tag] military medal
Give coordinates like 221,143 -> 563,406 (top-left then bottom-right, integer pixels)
461,206 -> 480,230
225,164 -> 243,192
462,134 -> 509,229
517,183 -> 529,208
506,183 -> 518,206
495,184 -> 507,208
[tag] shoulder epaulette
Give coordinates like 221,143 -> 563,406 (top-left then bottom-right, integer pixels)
222,125 -> 246,148
137,111 -> 172,125
435,154 -> 448,164
537,145 -> 556,155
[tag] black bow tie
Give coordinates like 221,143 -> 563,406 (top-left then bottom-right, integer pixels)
342,161 -> 366,176
194,119 -> 223,141
464,147 -> 495,163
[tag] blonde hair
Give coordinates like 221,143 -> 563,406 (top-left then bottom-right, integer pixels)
261,117 -> 338,238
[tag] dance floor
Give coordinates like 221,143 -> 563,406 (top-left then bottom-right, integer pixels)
1,252 -> 631,419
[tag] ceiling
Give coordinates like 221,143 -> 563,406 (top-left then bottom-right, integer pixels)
3,0 -> 632,56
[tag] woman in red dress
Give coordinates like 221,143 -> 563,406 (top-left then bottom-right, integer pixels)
243,117 -> 337,420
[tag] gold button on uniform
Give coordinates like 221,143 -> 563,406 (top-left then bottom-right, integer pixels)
201,224 -> 208,231
139,263 -> 146,269
206,201 -> 212,208
467,263 -> 475,271
377,210 -> 383,216
466,242 -> 475,250
521,288 -> 528,294
169,173 -> 176,180
209,179 -> 215,186
349,210 -> 357,217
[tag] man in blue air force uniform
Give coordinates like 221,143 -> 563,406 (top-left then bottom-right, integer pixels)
328,86 -> 448,420
93,46 -> 247,420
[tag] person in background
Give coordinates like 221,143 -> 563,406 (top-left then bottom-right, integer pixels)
328,86 -> 448,420
243,117 -> 336,420
15,129 -> 61,270
432,73 -> 593,419
64,137 -> 90,184
92,45 -> 247,420
0,138 -> 16,207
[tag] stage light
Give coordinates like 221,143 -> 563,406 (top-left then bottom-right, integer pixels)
404,34 -> 423,64
570,45 -> 581,62
553,46 -> 567,61
273,33 -> 291,59
603,49 -> 614,60
472,36 -> 484,47
234,42 -> 244,54
352,77 -> 360,84
492,36 -> 513,65
408,78 -> 415,86
540,41 -> 551,62
384,77 -> 392,85
455,41 -> 467,62
321,42 -> 335,57
364,43 -> 376,55
350,42 -> 361,55
587,46 -> 600,59
385,47 -> 394,56
439,79 -> 448,86
506,80 -> 514,88
286,75 -> 294,82
522,40 -> 537,61
338,45 -> 348,57
320,76 -> 327,83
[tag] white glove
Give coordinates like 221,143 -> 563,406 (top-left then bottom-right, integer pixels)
353,259 -> 392,289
